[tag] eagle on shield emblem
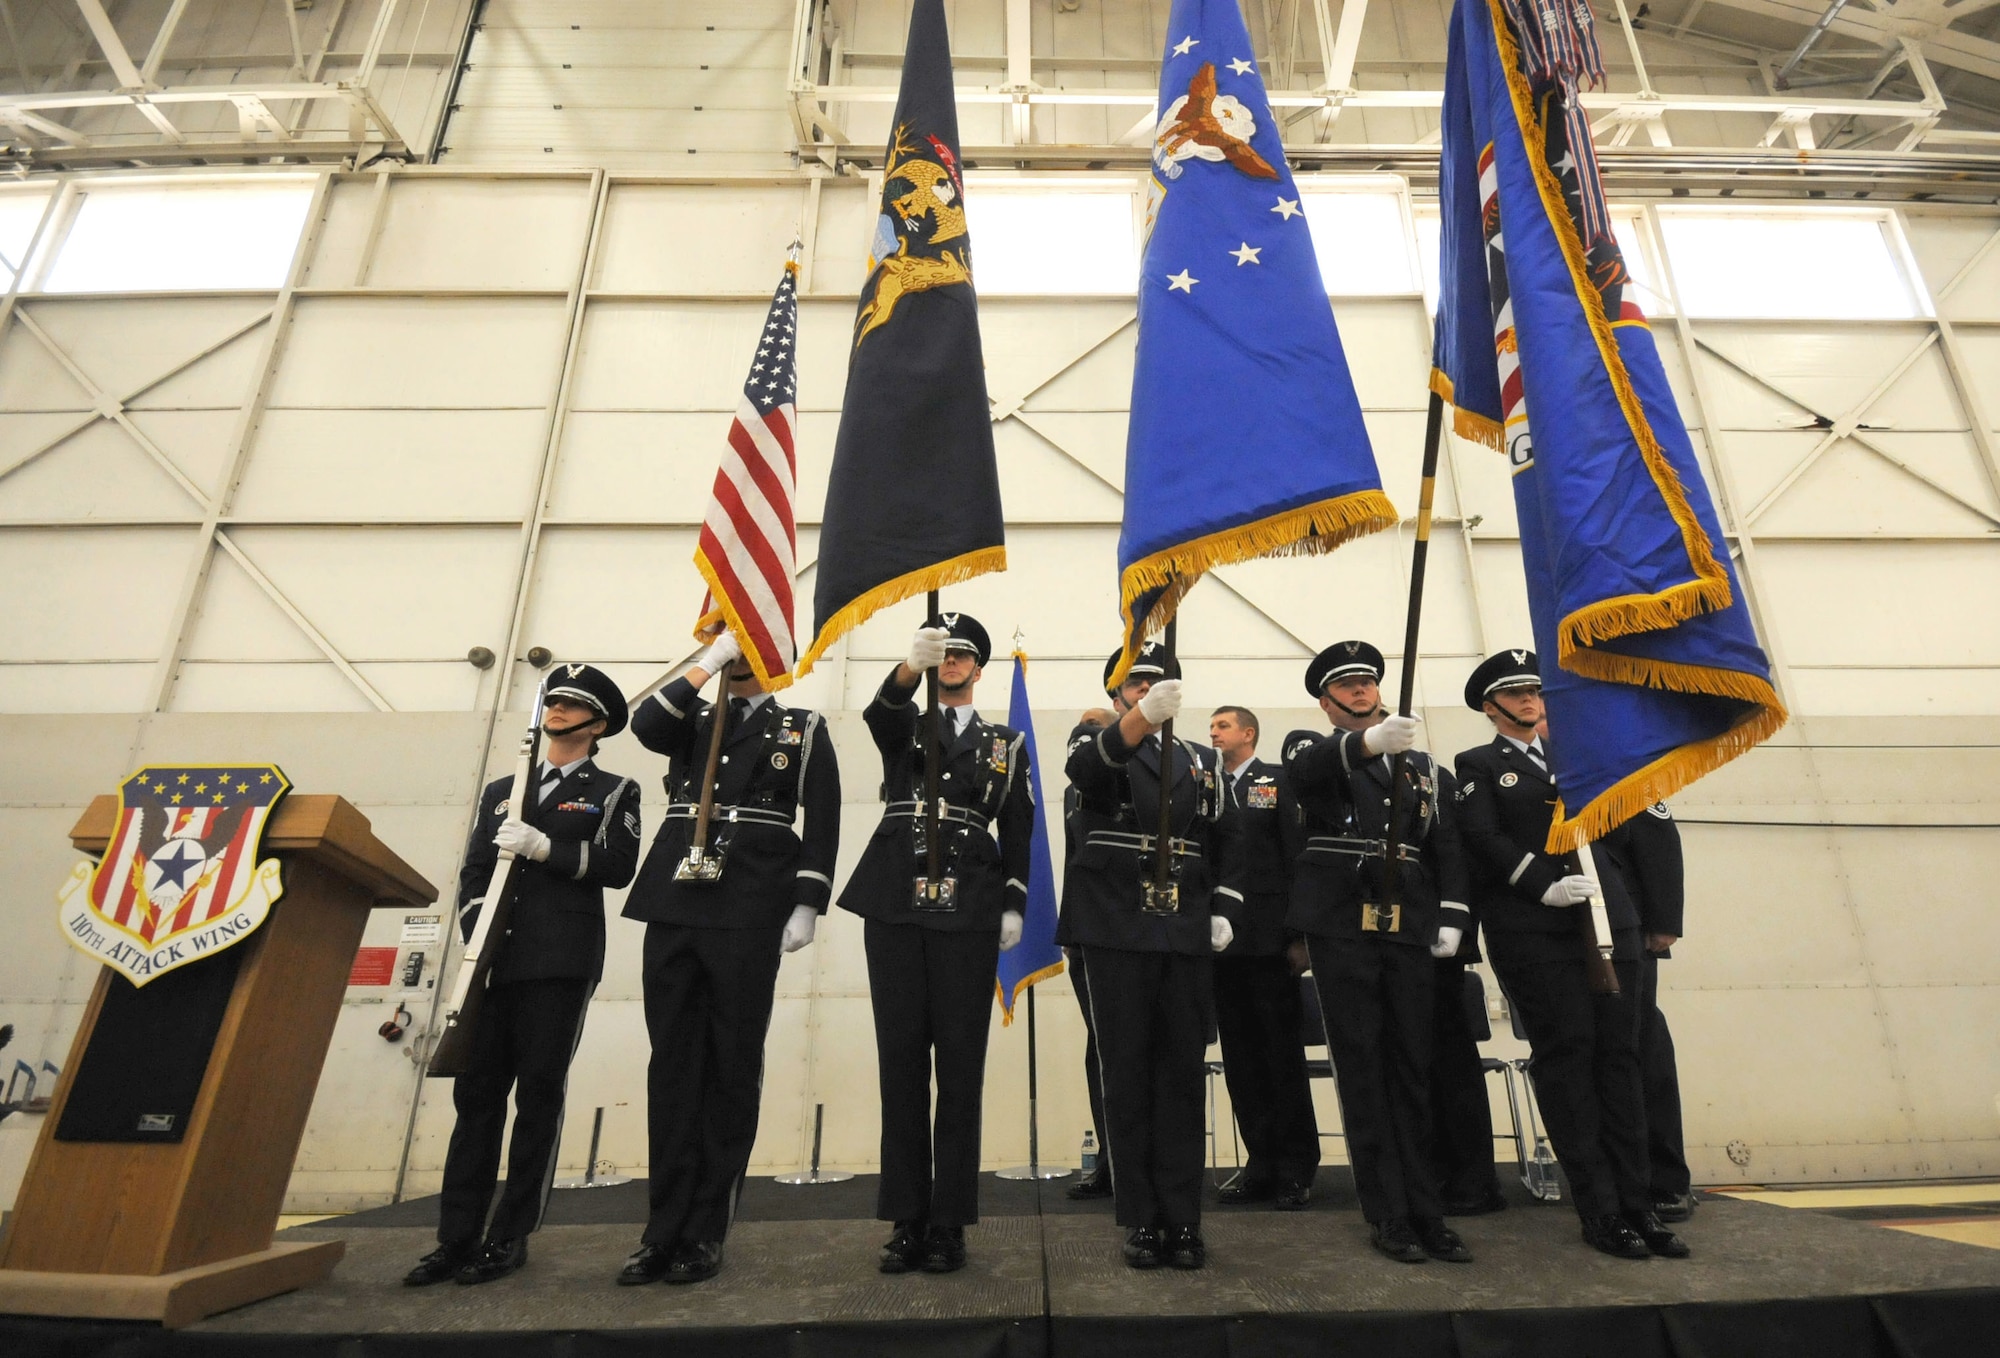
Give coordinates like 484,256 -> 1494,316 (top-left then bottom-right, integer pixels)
55,764 -> 291,986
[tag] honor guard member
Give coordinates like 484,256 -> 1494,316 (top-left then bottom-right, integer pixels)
1600,798 -> 1695,1223
406,665 -> 641,1288
1453,650 -> 1688,1261
1062,643 -> 1241,1271
1425,760 -> 1508,1217
841,614 -> 1032,1275
615,631 -> 841,1286
1207,705 -> 1320,1210
1282,642 -> 1474,1266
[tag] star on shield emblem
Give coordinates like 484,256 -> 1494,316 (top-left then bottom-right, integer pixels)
56,764 -> 291,986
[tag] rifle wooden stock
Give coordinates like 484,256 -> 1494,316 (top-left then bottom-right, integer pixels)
428,677 -> 547,1077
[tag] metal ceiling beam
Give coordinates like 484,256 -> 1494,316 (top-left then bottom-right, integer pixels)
140,0 -> 193,86
72,0 -> 184,142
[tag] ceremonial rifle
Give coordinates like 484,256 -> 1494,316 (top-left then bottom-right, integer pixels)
428,672 -> 549,1078
1573,839 -> 1621,995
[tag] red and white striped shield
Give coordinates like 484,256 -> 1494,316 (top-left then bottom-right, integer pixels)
57,764 -> 291,986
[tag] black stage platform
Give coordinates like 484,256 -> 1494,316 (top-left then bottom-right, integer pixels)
6,1171 -> 1999,1356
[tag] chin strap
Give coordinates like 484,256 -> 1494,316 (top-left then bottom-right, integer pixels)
1328,696 -> 1381,723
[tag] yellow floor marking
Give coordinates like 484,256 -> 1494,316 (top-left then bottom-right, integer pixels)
277,1213 -> 344,1229
1885,1221 -> 2000,1251
1712,1184 -> 2000,1209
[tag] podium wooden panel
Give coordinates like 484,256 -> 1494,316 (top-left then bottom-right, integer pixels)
0,794 -> 436,1327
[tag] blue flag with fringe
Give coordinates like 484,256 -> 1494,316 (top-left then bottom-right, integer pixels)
1433,0 -> 1785,850
996,650 -> 1062,1023
1112,0 -> 1394,685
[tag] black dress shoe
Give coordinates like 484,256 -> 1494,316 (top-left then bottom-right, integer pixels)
1413,1217 -> 1474,1263
1162,1224 -> 1206,1270
1625,1210 -> 1691,1259
1580,1214 -> 1652,1259
455,1237 -> 527,1285
1216,1176 -> 1272,1206
1272,1181 -> 1312,1212
1650,1190 -> 1697,1223
880,1222 -> 926,1274
1442,1187 -> 1508,1216
403,1241 -> 476,1287
921,1225 -> 967,1274
666,1240 -> 724,1284
1066,1171 -> 1114,1201
1121,1226 -> 1163,1269
1371,1218 -> 1428,1264
617,1241 -> 676,1286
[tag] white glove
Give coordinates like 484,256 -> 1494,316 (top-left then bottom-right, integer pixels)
906,626 -> 951,673
697,631 -> 741,676
1540,874 -> 1597,907
781,905 -> 818,953
1210,915 -> 1234,952
998,910 -> 1024,953
495,817 -> 550,863
1430,925 -> 1464,959
1137,677 -> 1183,725
1362,713 -> 1422,756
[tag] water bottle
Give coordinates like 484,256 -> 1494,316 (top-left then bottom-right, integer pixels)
1079,1130 -> 1099,1177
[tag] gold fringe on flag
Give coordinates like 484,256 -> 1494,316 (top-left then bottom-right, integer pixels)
996,959 -> 1066,1027
1429,368 -> 1505,452
1111,490 -> 1398,687
691,550 -> 796,693
793,545 -> 1008,679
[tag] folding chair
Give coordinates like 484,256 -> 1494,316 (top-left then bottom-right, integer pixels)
1474,968 -> 1561,1202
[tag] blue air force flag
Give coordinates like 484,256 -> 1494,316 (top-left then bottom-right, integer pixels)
995,649 -> 1062,1023
1112,0 -> 1395,685
1433,0 -> 1785,850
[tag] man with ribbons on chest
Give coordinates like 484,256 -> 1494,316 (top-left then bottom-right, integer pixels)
841,613 -> 1032,1276
615,633 -> 842,1287
1282,641 -> 1475,1267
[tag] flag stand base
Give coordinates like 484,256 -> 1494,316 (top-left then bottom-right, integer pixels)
775,1168 -> 856,1186
994,1164 -> 1072,1181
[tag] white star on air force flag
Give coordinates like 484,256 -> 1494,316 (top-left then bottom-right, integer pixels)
1167,269 -> 1198,292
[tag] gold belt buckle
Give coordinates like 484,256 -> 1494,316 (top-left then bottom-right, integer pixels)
674,847 -> 725,883
912,875 -> 959,912
1140,879 -> 1181,915
1360,901 -> 1401,933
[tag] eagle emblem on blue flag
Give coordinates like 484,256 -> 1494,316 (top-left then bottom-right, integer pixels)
55,764 -> 290,986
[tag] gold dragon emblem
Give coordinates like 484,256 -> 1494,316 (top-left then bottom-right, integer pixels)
855,124 -> 974,348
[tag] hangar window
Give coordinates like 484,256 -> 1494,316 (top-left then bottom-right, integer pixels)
962,181 -> 1141,294
39,176 -> 316,294
1411,205 -> 1669,318
0,188 -> 53,288
1655,209 -> 1929,320
1299,181 -> 1418,295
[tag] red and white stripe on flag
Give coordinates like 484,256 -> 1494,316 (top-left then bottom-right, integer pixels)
694,258 -> 801,690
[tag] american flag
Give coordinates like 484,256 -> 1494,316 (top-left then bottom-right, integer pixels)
694,258 -> 800,690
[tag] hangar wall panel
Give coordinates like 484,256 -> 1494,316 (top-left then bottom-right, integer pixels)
1,171 -> 1996,1214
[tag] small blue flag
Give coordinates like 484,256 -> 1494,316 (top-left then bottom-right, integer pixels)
1112,0 -> 1394,685
996,650 -> 1062,1024
1433,0 -> 1786,849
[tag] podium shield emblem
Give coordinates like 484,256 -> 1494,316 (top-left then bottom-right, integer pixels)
56,764 -> 291,986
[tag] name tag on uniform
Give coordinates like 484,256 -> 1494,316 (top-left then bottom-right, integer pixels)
1246,783 -> 1277,809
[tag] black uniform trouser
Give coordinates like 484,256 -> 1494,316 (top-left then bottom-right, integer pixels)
1212,952 -> 1320,1189
1307,936 -> 1441,1224
1493,953 -> 1648,1220
1081,945 -> 1212,1229
1429,957 -> 1501,1201
640,921 -> 785,1246
439,976 -> 594,1246
864,919 -> 1002,1227
1067,947 -> 1112,1179
1638,952 -> 1690,1197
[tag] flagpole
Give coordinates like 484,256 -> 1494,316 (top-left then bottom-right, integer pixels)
1153,615 -> 1179,899
686,665 -> 732,874
994,977 -> 1069,1179
923,588 -> 944,904
1380,390 -> 1445,916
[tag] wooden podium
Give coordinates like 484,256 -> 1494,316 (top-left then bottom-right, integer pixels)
0,794 -> 436,1328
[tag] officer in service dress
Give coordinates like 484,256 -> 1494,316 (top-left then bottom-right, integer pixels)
1281,642 -> 1474,1265
614,632 -> 841,1286
1452,649 -> 1688,1261
1062,643 -> 1241,1270
406,664 -> 641,1288
841,614 -> 1033,1275
1206,704 -> 1320,1210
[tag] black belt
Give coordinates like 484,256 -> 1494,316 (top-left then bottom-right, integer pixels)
1085,830 -> 1203,858
1306,834 -> 1420,864
884,799 -> 990,830
664,803 -> 793,828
